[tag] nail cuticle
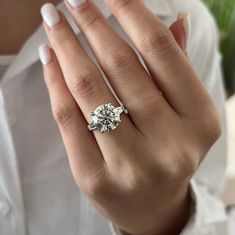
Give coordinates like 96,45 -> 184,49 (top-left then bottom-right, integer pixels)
67,0 -> 87,9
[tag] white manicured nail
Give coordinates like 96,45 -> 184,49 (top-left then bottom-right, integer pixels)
177,12 -> 191,49
67,0 -> 86,8
41,3 -> 60,28
39,44 -> 52,65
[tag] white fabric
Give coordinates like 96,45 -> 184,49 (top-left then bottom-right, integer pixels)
0,55 -> 16,66
0,55 -> 16,78
221,95 -> 235,206
0,0 -> 230,234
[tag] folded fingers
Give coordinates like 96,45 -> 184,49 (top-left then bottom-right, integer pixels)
103,0 -> 214,119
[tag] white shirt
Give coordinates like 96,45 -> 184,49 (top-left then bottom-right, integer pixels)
0,55 -> 16,77
0,0 -> 230,234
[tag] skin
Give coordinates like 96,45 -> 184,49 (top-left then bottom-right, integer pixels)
41,1 -> 221,235
0,0 -> 184,55
0,0 -> 219,235
0,0 -> 61,54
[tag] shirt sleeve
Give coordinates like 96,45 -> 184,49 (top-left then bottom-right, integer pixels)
180,180 -> 227,235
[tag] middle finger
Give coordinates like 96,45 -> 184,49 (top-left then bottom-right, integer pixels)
65,0 -> 175,132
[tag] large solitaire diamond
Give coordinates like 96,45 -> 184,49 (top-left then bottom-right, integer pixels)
88,103 -> 124,133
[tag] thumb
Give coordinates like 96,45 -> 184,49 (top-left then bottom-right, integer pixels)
169,12 -> 191,54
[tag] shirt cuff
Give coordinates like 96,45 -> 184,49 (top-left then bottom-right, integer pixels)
180,179 -> 227,235
109,179 -> 227,235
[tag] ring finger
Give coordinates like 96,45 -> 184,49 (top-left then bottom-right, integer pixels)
41,3 -> 137,162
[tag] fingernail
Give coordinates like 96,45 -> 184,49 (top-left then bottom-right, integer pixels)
67,0 -> 87,8
39,44 -> 52,65
41,3 -> 60,28
177,12 -> 191,49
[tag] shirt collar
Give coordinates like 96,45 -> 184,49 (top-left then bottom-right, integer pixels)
1,0 -> 171,84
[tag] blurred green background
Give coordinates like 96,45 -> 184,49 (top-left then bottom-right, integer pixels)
203,0 -> 235,96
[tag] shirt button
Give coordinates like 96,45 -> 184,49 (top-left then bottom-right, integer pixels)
0,200 -> 11,216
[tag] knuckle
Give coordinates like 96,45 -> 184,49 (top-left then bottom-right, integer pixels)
178,148 -> 198,177
84,180 -> 103,198
202,114 -> 222,144
123,164 -> 153,191
145,95 -> 166,116
71,69 -> 100,101
83,13 -> 102,33
52,103 -> 74,126
139,28 -> 175,55
50,29 -> 70,50
83,176 -> 109,199
164,145 -> 197,181
51,36 -> 65,50
45,71 -> 59,86
109,0 -> 131,10
108,48 -> 138,72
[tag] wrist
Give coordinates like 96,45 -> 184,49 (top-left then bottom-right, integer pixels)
116,184 -> 191,235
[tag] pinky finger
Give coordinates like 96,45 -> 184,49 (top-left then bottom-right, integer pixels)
39,44 -> 104,187
169,12 -> 191,54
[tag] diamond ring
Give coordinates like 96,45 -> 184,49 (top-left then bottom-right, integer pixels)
87,103 -> 128,133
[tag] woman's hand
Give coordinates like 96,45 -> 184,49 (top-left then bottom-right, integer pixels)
40,1 -> 221,234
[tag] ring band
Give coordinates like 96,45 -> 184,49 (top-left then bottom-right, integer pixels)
88,103 -> 128,133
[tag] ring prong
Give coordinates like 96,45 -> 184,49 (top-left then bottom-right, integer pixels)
88,103 -> 128,133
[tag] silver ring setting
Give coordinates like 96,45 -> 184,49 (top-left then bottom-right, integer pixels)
88,103 -> 128,133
